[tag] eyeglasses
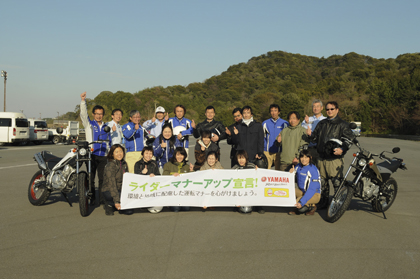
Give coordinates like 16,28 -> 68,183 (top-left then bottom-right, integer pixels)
94,113 -> 103,115
326,108 -> 336,111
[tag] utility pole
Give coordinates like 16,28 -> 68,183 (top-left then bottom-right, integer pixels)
1,71 -> 7,112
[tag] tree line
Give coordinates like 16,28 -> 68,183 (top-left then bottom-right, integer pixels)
70,51 -> 420,135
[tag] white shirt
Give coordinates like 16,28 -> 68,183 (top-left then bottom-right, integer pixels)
301,114 -> 326,147
106,120 -> 123,145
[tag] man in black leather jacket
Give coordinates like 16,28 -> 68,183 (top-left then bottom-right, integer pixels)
192,106 -> 226,146
307,101 -> 355,208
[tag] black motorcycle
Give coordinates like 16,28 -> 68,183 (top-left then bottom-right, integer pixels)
326,124 -> 407,223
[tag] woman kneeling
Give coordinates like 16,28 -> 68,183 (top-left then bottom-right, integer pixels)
289,150 -> 321,216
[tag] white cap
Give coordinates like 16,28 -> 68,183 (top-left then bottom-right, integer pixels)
156,106 -> 165,113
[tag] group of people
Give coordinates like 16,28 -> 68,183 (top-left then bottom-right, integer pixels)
79,92 -> 355,216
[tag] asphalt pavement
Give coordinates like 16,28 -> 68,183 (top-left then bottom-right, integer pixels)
0,138 -> 419,279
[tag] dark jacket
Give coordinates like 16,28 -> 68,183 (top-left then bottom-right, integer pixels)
134,158 -> 161,176
231,120 -> 264,163
193,119 -> 226,143
101,159 -> 128,204
227,122 -> 241,159
309,116 -> 355,159
194,140 -> 220,171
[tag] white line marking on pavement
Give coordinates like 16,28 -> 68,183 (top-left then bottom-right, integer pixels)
0,163 -> 37,170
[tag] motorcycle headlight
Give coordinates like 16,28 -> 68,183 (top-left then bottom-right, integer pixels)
358,158 -> 367,167
79,148 -> 87,156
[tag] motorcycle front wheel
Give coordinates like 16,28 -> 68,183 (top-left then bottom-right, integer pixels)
28,170 -> 51,205
326,183 -> 354,223
77,172 -> 90,217
372,177 -> 398,212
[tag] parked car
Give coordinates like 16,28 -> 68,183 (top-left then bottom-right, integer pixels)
28,118 -> 49,145
0,112 -> 30,145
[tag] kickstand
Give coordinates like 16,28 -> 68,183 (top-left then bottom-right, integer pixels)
61,192 -> 73,207
378,200 -> 387,220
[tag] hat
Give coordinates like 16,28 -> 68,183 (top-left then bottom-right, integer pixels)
155,106 -> 165,113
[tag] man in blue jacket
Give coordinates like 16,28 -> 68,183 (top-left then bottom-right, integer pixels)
262,104 -> 288,170
80,92 -> 111,205
122,110 -> 148,173
164,104 -> 193,158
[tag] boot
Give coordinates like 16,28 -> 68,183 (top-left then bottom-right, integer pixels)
104,203 -> 114,216
305,205 -> 317,216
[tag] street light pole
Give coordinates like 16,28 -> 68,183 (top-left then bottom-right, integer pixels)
1,71 -> 7,112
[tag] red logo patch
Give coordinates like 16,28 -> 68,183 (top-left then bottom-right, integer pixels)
261,177 -> 267,182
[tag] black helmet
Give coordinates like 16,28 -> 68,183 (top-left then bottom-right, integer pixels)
255,153 -> 268,169
324,138 -> 343,157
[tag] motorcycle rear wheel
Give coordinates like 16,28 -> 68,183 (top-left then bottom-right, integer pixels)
326,183 -> 354,223
372,178 -> 398,212
77,172 -> 90,217
28,170 -> 51,205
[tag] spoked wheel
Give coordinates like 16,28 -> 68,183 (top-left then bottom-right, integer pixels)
77,172 -> 90,217
28,170 -> 51,205
326,184 -> 354,223
372,178 -> 398,212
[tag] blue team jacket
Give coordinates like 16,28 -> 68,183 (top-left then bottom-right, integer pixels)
295,163 -> 321,206
262,118 -> 289,153
122,122 -> 147,152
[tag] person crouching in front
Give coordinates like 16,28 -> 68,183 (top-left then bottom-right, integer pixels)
163,147 -> 194,212
134,146 -> 162,214
288,150 -> 321,216
232,150 -> 260,214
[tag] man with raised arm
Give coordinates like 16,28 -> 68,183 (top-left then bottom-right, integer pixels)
80,92 -> 110,205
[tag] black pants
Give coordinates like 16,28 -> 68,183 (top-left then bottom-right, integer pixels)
102,191 -> 120,205
91,155 -> 108,202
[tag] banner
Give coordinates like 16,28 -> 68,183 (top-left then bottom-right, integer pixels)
121,169 -> 296,210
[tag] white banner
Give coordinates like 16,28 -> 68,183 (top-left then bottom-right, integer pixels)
121,169 -> 296,210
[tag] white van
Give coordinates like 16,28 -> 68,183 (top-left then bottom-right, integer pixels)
28,118 -> 49,145
0,112 -> 30,145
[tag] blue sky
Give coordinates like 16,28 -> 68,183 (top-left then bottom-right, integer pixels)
1,0 -> 419,118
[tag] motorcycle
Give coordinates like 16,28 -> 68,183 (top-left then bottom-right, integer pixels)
28,126 -> 111,217
326,123 -> 407,223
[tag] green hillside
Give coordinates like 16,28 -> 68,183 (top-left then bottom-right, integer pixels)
75,51 -> 420,135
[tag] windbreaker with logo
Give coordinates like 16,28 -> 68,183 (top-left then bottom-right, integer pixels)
80,100 -> 110,156
262,117 -> 289,153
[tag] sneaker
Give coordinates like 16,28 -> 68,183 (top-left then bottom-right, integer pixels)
305,205 -> 317,216
298,205 -> 309,214
255,206 -> 265,214
123,209 -> 134,215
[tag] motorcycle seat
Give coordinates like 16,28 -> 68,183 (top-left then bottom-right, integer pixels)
377,160 -> 401,173
43,152 -> 62,169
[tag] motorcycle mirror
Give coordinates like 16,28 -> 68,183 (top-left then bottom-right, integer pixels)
104,126 -> 111,133
349,122 -> 357,129
392,147 -> 400,154
56,127 -> 63,134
